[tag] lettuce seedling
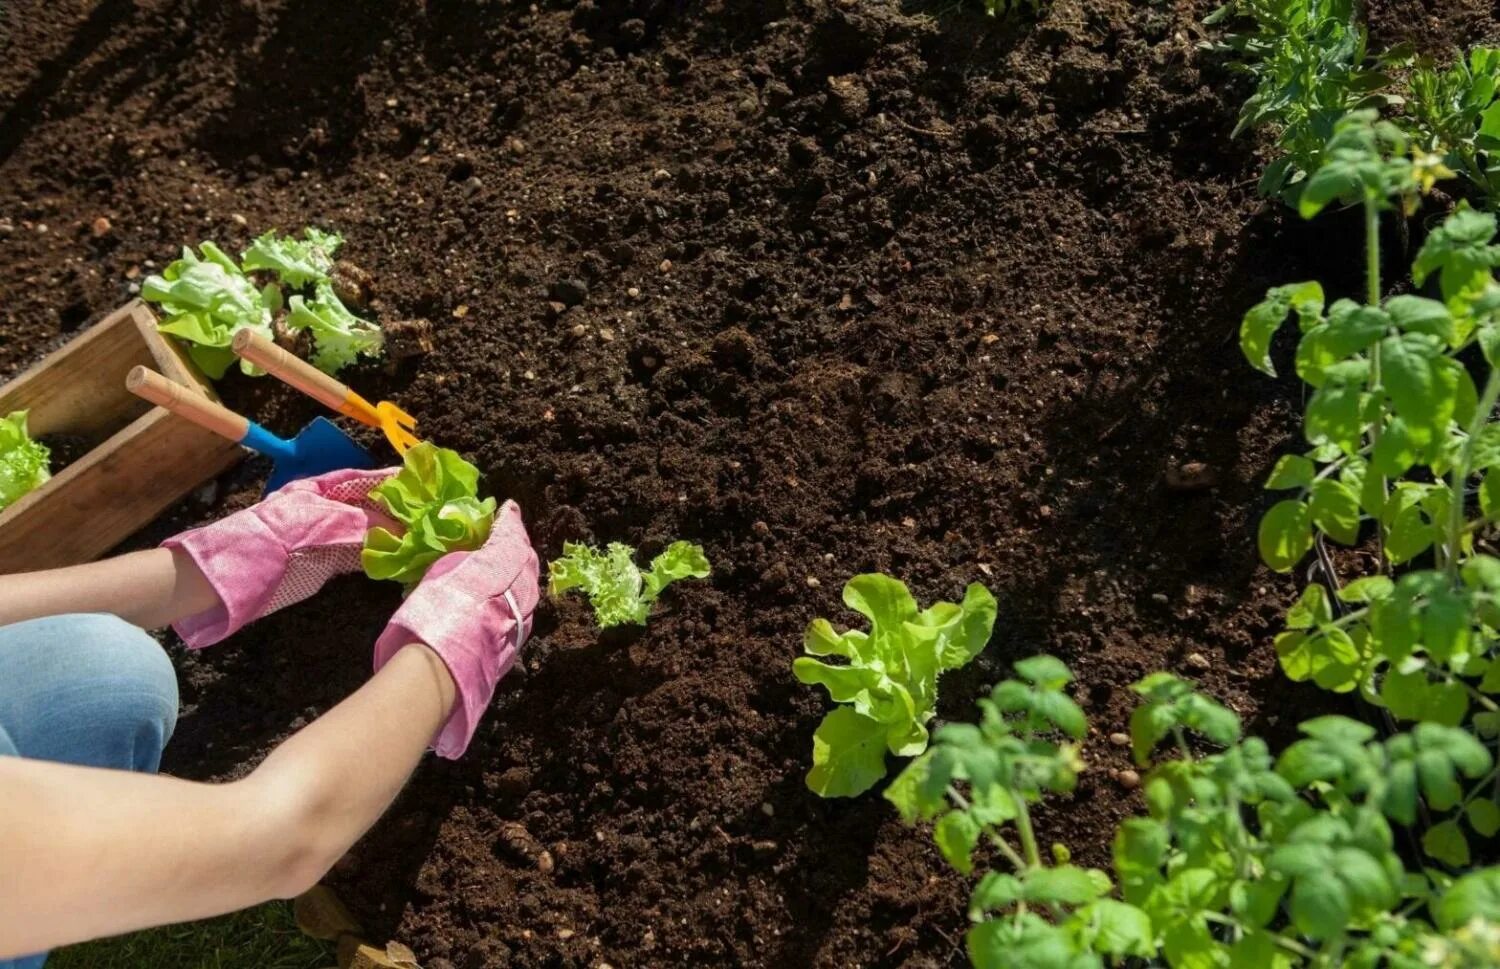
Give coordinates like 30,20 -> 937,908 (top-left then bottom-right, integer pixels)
794,574 -> 996,798
287,282 -> 384,375
362,442 -> 497,589
548,541 -> 711,627
241,228 -> 343,288
0,410 -> 49,512
142,242 -> 276,379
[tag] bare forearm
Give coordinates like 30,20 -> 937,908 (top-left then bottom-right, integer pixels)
0,643 -> 454,958
0,548 -> 219,630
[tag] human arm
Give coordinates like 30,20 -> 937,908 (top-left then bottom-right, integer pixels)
0,547 -> 220,630
0,641 -> 454,959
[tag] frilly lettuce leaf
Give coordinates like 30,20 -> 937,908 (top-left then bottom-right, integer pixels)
287,283 -> 384,375
548,540 -> 711,627
362,442 -> 497,589
793,575 -> 997,797
142,242 -> 274,379
241,227 -> 343,288
0,410 -> 50,512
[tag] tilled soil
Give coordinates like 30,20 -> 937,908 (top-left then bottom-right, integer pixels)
4,1 -> 1498,966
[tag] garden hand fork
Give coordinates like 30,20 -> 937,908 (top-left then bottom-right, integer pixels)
232,329 -> 421,455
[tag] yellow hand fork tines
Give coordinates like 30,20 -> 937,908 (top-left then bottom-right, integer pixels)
231,329 -> 421,455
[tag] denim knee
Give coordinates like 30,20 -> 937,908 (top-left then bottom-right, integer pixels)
0,613 -> 178,773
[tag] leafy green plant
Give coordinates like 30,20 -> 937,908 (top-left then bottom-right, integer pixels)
793,574 -> 996,798
1204,0 -> 1404,205
0,410 -> 49,512
891,660 -> 1500,968
1242,110 -> 1500,865
142,242 -> 277,379
547,541 -> 710,628
241,227 -> 344,288
288,282 -> 384,374
1409,48 -> 1500,209
143,228 -> 381,379
362,442 -> 496,589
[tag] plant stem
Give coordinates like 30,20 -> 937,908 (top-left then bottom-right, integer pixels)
1013,799 -> 1043,870
1365,198 -> 1391,573
1448,368 -> 1500,582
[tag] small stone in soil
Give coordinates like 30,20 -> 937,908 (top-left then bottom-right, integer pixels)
1185,652 -> 1211,670
1108,732 -> 1129,747
1116,769 -> 1140,789
1165,461 -> 1218,491
90,216 -> 111,237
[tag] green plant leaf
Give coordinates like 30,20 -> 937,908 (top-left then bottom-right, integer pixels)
1242,281 -> 1324,375
805,706 -> 889,798
286,283 -> 384,375
1265,454 -> 1316,489
934,811 -> 982,875
240,227 -> 343,288
1468,798 -> 1500,837
1424,819 -> 1471,867
362,442 -> 496,589
1309,478 -> 1361,544
1259,499 -> 1314,572
1435,868 -> 1500,930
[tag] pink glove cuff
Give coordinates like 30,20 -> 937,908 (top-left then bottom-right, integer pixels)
164,511 -> 292,648
164,468 -> 397,649
373,501 -> 539,759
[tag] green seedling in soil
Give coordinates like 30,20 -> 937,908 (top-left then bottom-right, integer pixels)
794,574 -> 996,798
1243,109 -> 1500,866
548,540 -> 710,628
144,228 -> 381,379
1204,0 -> 1405,206
241,227 -> 343,288
363,442 -> 496,589
1409,48 -> 1500,209
892,660 -> 1500,968
287,281 -> 384,375
142,241 -> 277,379
0,410 -> 49,512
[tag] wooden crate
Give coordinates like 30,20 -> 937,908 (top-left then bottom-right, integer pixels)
0,301 -> 242,572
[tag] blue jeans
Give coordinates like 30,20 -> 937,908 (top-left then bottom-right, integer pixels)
0,614 -> 179,969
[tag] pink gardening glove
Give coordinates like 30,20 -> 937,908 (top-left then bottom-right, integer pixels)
372,500 -> 539,759
163,467 -> 400,648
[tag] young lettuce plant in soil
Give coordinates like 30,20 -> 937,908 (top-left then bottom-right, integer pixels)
794,574 -> 996,798
0,410 -> 49,513
1243,110 -> 1500,865
891,658 -> 1500,968
143,227 -> 382,379
1203,0 -> 1404,205
363,442 -> 496,589
547,540 -> 710,628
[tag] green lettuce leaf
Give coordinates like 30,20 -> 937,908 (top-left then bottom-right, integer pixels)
362,442 -> 496,589
548,540 -> 711,627
241,227 -> 343,288
141,242 -> 274,379
0,410 -> 50,512
794,574 -> 997,797
287,283 -> 384,375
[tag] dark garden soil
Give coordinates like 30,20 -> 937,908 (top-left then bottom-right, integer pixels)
4,0 -> 1500,966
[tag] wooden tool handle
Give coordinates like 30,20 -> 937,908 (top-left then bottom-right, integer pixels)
232,329 -> 362,416
126,366 -> 248,443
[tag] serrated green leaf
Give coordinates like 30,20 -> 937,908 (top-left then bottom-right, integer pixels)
1424,819 -> 1471,867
